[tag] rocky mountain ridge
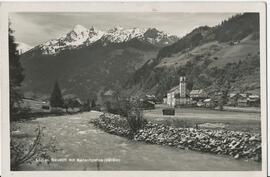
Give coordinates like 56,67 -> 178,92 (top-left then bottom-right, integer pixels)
34,24 -> 178,55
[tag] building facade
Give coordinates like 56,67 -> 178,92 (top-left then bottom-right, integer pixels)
166,76 -> 190,107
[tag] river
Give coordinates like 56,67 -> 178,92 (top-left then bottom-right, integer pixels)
12,111 -> 261,171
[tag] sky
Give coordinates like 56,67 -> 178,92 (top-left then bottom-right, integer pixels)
9,12 -> 237,46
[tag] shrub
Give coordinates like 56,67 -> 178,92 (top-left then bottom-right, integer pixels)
10,106 -> 31,121
10,125 -> 59,170
125,99 -> 147,135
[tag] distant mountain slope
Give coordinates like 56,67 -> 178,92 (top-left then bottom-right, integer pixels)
125,13 -> 260,99
157,13 -> 259,59
20,28 -> 168,99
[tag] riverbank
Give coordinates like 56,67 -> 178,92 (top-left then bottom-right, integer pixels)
92,113 -> 261,162
10,111 -> 261,170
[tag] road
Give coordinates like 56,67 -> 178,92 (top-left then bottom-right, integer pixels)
12,111 -> 261,171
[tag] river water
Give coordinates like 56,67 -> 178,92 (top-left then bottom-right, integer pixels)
13,111 -> 261,171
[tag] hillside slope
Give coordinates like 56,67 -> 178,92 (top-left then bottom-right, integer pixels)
20,42 -> 158,100
125,13 -> 260,99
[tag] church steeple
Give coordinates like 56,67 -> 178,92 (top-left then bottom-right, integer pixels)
179,76 -> 186,98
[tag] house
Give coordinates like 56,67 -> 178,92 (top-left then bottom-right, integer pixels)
19,98 -> 50,112
237,94 -> 248,107
247,94 -> 260,107
190,89 -> 208,101
227,93 -> 239,106
141,100 -> 155,110
227,93 -> 260,107
104,89 -> 115,96
101,89 -> 118,112
103,89 -> 117,102
229,40 -> 240,45
196,100 -> 205,107
102,89 -> 118,110
145,94 -> 157,102
204,98 -> 216,108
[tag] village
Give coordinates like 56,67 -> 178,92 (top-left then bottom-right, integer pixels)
20,75 -> 260,116
100,76 -> 260,115
163,76 -> 260,109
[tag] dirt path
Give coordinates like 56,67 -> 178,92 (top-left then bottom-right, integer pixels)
13,111 -> 261,171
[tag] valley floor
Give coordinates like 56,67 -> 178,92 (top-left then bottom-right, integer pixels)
144,104 -> 261,133
11,111 -> 261,171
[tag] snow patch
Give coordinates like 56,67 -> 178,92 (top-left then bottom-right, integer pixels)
36,25 -> 179,55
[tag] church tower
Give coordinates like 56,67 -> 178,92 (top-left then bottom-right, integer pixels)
179,76 -> 186,98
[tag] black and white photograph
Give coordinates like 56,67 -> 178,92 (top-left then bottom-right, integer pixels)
0,1 -> 268,176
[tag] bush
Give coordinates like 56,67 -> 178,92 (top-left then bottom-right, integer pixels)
125,100 -> 147,134
10,125 -> 59,170
101,99 -> 147,135
10,106 -> 31,121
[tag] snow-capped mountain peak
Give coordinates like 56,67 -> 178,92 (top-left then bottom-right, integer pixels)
34,25 -> 178,55
73,24 -> 88,34
64,24 -> 90,44
103,26 -> 146,43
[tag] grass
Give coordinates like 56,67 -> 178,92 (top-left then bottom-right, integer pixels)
143,106 -> 261,133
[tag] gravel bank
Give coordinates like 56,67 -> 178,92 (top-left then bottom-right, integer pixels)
92,113 -> 261,162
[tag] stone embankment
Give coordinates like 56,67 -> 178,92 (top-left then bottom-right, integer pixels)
92,113 -> 261,162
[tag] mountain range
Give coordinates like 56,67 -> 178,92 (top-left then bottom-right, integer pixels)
28,25 -> 178,55
19,25 -> 178,100
19,13 -> 260,102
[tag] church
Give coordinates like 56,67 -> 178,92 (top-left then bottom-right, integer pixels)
165,76 -> 191,107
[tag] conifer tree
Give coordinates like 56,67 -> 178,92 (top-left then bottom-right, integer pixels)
91,99 -> 96,108
9,23 -> 24,114
50,81 -> 64,108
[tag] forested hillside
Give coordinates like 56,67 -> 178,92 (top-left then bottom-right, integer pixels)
20,42 -> 158,100
125,13 -> 260,99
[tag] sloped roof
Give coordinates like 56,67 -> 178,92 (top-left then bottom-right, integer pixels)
204,98 -> 212,102
146,94 -> 156,98
144,100 -> 155,105
104,89 -> 115,96
248,95 -> 260,99
229,93 -> 237,98
168,86 -> 179,93
239,93 -> 247,98
190,89 -> 205,95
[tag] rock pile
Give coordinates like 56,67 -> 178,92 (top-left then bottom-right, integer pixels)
92,113 -> 132,137
92,113 -> 261,162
